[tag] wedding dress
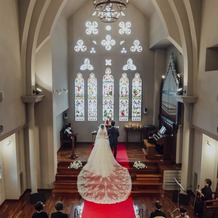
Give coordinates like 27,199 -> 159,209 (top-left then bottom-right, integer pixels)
77,124 -> 132,204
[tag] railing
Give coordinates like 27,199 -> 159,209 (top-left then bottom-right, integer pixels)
203,199 -> 218,218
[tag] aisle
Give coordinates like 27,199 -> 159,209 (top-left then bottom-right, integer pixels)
81,143 -> 136,218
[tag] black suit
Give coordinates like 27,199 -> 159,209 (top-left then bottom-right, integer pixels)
108,126 -> 119,158
51,211 -> 68,218
194,186 -> 212,216
32,211 -> 48,218
150,209 -> 166,218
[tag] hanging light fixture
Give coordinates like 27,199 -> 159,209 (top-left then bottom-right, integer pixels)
93,0 -> 129,23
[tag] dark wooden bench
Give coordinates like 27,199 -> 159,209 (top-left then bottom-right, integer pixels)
204,198 -> 218,218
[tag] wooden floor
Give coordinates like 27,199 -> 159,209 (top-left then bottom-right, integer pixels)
0,143 -> 199,218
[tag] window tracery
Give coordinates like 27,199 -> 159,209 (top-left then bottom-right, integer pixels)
75,73 -> 85,121
132,73 -> 142,121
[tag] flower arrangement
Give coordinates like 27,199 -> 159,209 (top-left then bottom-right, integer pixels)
68,160 -> 83,169
133,161 -> 147,169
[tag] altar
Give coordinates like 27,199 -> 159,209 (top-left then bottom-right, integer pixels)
124,125 -> 144,146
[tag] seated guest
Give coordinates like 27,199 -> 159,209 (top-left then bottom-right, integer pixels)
175,207 -> 189,218
64,126 -> 72,138
51,201 -> 68,218
63,124 -> 77,144
150,200 -> 166,218
32,201 -> 48,218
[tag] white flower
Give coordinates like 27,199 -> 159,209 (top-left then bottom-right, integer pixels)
68,160 -> 83,169
133,161 -> 147,169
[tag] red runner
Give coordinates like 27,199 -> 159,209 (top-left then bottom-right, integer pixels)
81,143 -> 135,218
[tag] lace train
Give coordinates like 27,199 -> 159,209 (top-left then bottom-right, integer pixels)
77,125 -> 132,204
77,164 -> 132,204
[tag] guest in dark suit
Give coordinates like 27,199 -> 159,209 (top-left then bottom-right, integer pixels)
107,120 -> 119,158
32,201 -> 48,218
51,201 -> 68,218
150,200 -> 166,218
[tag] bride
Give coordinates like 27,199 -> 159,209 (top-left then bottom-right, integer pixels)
77,124 -> 132,204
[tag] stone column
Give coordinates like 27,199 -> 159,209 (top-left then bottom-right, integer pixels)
22,95 -> 44,194
176,96 -> 197,191
27,102 -> 38,193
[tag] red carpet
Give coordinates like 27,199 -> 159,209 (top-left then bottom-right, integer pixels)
116,143 -> 130,169
81,143 -> 135,218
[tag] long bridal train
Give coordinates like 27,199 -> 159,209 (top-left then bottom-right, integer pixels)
77,124 -> 132,204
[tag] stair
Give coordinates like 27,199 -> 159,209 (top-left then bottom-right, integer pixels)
52,161 -> 81,197
129,162 -> 165,196
52,161 -> 165,197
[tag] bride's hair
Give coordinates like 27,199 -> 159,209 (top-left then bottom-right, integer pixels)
96,124 -> 106,139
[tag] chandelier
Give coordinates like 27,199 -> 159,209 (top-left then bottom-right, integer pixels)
93,0 -> 129,23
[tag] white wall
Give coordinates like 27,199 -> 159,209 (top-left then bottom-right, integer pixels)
0,0 -> 26,137
51,13 -> 69,187
0,0 -> 29,201
149,10 -> 168,48
193,0 -> 218,137
200,135 -> 218,192
51,12 -> 69,152
0,134 -> 20,200
51,14 -> 69,116
192,132 -> 218,192
0,145 -> 5,205
35,39 -> 54,188
34,12 -> 69,188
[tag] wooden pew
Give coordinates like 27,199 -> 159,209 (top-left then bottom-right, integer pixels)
204,198 -> 218,218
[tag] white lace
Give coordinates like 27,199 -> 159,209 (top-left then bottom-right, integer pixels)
77,124 -> 132,204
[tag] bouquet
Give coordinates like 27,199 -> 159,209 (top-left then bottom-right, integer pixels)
133,161 -> 147,169
68,160 -> 83,169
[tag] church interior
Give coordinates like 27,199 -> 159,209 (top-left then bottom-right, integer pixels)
0,0 -> 218,217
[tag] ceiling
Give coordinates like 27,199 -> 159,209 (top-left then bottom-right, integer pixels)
63,0 -> 155,19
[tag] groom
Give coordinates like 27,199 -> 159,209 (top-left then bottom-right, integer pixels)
108,120 -> 119,158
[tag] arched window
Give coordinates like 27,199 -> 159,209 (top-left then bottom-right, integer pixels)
72,6 -> 145,122
119,73 -> 129,121
75,73 -> 85,121
132,73 -> 142,121
88,73 -> 97,121
102,67 -> 114,121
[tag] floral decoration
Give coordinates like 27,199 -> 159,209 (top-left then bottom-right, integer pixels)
68,160 -> 83,170
133,161 -> 147,169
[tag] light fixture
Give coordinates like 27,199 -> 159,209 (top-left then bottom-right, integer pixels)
93,0 -> 129,23
33,87 -> 42,95
56,89 -> 62,95
63,88 -> 68,93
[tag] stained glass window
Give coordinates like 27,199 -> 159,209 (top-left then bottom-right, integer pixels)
75,73 -> 85,121
88,73 -> 97,121
103,67 -> 114,121
119,73 -> 129,121
132,73 -> 142,121
73,13 -> 145,122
